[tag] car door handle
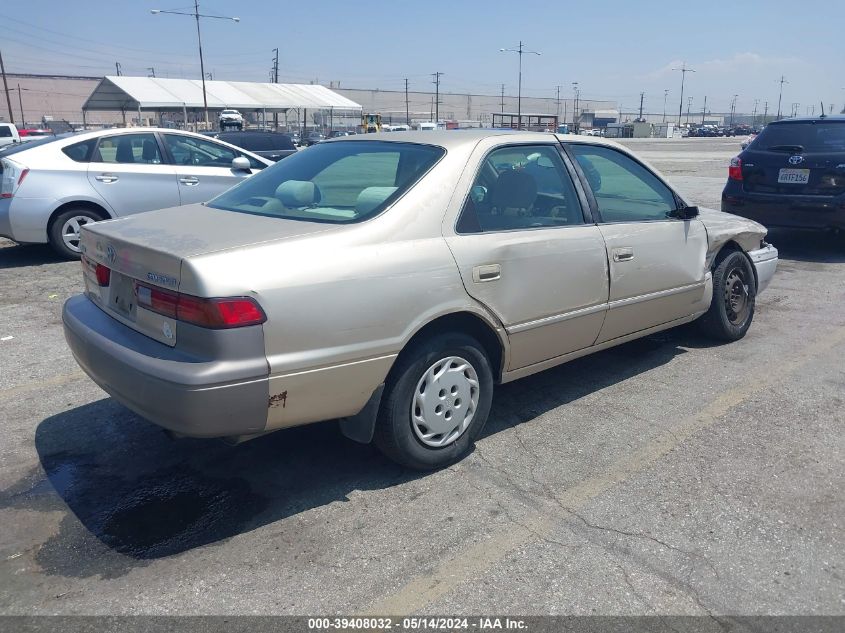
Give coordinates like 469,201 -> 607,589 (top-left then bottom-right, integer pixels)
179,176 -> 200,186
472,264 -> 501,282
95,173 -> 118,183
612,247 -> 634,262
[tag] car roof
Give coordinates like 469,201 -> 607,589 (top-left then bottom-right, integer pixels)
325,129 -> 622,150
768,115 -> 845,124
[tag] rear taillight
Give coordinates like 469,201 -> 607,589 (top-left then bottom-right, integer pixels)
728,157 -> 743,181
81,256 -> 111,286
0,159 -> 28,199
135,282 -> 266,329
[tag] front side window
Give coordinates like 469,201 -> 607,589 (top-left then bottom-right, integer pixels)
94,134 -> 162,164
208,140 -> 443,223
457,144 -> 583,233
568,144 -> 677,222
164,134 -> 237,167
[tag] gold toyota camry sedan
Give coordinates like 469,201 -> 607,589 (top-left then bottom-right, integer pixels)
63,130 -> 778,469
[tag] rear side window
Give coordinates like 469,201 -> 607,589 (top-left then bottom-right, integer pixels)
754,122 -> 845,153
62,138 -> 97,162
94,134 -> 162,164
0,126 -> 12,138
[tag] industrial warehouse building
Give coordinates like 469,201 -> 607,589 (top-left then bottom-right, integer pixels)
1,72 -> 619,131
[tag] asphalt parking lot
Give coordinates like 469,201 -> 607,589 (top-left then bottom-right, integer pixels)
0,137 -> 843,617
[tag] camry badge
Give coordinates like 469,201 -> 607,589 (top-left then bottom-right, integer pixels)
788,155 -> 804,165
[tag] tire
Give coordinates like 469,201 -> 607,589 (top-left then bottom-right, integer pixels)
48,207 -> 105,259
698,250 -> 757,341
373,333 -> 494,470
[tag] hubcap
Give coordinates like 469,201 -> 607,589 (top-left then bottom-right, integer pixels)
61,215 -> 97,253
411,356 -> 480,448
724,266 -> 751,325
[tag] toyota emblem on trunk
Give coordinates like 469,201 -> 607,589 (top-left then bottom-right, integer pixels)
788,155 -> 804,165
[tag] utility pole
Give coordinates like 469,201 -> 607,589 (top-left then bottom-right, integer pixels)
500,41 -> 540,130
572,82 -> 580,133
763,100 -> 769,123
272,47 -> 279,130
16,83 -> 24,127
752,98 -> 759,126
151,1 -> 240,129
673,62 -> 695,126
776,75 -> 787,120
555,85 -> 561,122
148,67 -> 156,77
701,95 -> 707,124
686,96 -> 693,124
638,92 -> 645,121
431,72 -> 443,124
404,78 -> 410,126
663,88 -> 669,122
115,61 -> 122,76
500,84 -> 505,113
729,94 -> 738,127
0,50 -> 13,126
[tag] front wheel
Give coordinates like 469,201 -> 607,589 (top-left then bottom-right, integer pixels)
374,333 -> 494,470
698,250 -> 757,341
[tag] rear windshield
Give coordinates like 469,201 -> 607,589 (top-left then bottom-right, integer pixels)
218,133 -> 295,151
208,140 -> 444,223
754,121 -> 845,152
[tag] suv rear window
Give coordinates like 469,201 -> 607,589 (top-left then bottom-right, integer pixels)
754,121 -> 845,153
208,140 -> 444,224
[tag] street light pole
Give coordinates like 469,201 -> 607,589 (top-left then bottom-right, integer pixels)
500,41 -> 540,130
151,2 -> 239,130
776,75 -> 788,120
673,62 -> 695,126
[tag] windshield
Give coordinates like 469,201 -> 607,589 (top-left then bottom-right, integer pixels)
754,121 -> 845,152
208,140 -> 444,223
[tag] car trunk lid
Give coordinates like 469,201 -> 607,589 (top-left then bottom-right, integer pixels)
79,203 -> 338,346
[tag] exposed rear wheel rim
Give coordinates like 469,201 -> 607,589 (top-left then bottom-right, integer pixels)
411,356 -> 480,448
724,266 -> 751,326
61,215 -> 97,253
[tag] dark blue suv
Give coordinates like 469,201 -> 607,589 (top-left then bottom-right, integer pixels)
721,116 -> 845,232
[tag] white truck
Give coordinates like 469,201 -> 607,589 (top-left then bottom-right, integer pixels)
0,123 -> 21,148
218,109 -> 244,131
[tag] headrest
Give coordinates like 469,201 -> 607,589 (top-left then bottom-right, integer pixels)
490,169 -> 537,210
275,180 -> 321,207
356,186 -> 398,215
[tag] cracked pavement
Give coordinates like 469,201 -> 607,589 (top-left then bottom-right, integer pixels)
1,137 -> 844,616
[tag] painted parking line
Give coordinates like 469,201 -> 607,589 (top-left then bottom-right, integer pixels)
363,325 -> 845,616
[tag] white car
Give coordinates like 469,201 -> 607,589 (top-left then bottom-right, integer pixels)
218,109 -> 244,130
0,122 -> 21,148
0,127 -> 271,258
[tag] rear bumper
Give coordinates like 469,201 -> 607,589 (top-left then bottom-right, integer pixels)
722,187 -> 845,230
748,244 -> 778,294
63,294 -> 270,438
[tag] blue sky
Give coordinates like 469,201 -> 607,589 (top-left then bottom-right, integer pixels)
2,0 -> 842,114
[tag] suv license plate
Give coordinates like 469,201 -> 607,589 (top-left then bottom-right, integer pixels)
778,168 -> 810,184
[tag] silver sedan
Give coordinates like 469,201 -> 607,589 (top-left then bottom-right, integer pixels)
63,130 -> 778,469
0,127 -> 271,258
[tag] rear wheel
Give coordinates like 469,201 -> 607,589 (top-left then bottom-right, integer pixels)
374,333 -> 494,470
48,208 -> 105,259
698,250 -> 757,341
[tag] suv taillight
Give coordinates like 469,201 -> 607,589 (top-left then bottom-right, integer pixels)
135,282 -> 266,329
729,157 -> 743,181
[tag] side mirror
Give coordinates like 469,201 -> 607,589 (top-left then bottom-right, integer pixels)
670,205 -> 699,220
231,156 -> 251,172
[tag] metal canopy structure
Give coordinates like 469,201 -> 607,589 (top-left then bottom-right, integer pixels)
82,76 -> 362,112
